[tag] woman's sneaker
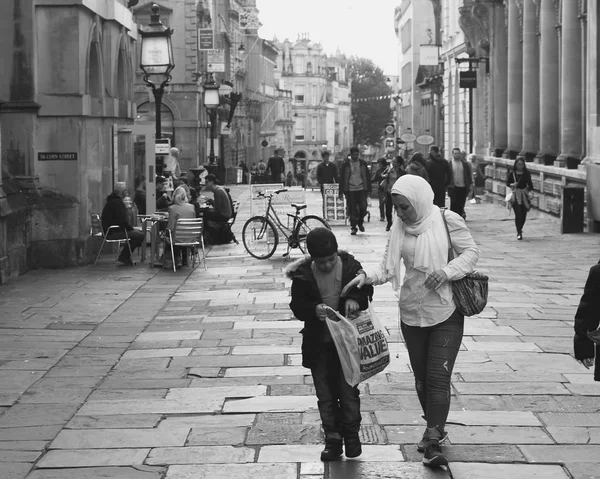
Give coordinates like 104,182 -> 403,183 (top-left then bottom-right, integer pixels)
417,429 -> 448,452
422,439 -> 448,468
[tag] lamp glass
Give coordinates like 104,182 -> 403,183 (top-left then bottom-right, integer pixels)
140,35 -> 173,75
204,87 -> 221,109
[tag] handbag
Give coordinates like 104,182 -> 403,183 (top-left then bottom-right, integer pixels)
442,210 -> 489,316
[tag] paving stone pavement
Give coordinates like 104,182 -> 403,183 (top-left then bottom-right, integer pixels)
1,187 -> 599,479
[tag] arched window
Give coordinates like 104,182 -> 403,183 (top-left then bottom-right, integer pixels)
88,42 -> 102,98
116,46 -> 128,100
136,101 -> 175,144
307,62 -> 313,74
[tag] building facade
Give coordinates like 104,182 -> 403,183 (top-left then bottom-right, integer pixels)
274,36 -> 352,186
394,0 -> 437,155
0,0 -> 137,283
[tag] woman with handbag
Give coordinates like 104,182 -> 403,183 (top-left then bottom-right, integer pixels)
507,157 -> 534,240
341,175 -> 479,468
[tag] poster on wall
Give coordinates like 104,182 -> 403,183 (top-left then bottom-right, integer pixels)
322,183 -> 346,224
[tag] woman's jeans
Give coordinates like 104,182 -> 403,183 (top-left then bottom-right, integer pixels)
512,203 -> 528,233
311,341 -> 361,440
401,309 -> 464,430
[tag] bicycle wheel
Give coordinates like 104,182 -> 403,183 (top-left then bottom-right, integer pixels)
295,215 -> 331,254
242,216 -> 279,259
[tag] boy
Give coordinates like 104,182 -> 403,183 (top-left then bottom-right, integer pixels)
285,228 -> 373,461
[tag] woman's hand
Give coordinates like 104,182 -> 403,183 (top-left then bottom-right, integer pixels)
345,299 -> 360,319
425,269 -> 448,290
315,304 -> 338,322
341,272 -> 366,297
579,358 -> 595,369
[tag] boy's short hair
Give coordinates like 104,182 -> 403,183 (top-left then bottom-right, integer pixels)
307,228 -> 338,258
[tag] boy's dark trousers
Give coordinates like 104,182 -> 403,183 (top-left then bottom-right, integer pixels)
310,341 -> 361,441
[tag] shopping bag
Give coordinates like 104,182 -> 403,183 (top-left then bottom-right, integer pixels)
325,303 -> 390,387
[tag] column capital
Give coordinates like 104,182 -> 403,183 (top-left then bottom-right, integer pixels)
458,2 -> 494,56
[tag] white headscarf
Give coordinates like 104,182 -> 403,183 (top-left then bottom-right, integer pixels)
385,175 -> 451,304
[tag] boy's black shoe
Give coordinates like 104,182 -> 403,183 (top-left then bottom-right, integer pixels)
320,439 -> 343,462
344,435 -> 362,458
422,439 -> 448,468
357,223 -> 365,232
350,228 -> 357,235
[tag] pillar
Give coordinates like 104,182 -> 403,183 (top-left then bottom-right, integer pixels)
536,0 -> 560,165
557,0 -> 583,168
491,1 -> 508,157
504,0 -> 522,159
519,0 -> 539,161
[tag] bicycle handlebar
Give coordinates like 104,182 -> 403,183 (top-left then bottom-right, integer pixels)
255,188 -> 288,199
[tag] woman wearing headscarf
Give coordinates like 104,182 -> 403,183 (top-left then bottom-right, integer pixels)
341,175 -> 479,468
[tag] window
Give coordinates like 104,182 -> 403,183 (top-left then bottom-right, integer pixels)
294,85 -> 305,104
294,56 -> 304,74
295,117 -> 305,141
401,19 -> 412,53
312,85 -> 317,104
311,116 -> 317,140
307,62 -> 313,74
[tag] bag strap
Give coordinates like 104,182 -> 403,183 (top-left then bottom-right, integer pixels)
441,210 -> 455,262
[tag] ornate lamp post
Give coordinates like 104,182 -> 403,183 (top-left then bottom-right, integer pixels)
139,4 -> 174,140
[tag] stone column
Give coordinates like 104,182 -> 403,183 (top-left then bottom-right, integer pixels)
536,0 -> 560,165
504,0 -> 523,159
492,1 -> 508,157
519,0 -> 539,161
557,0 -> 583,168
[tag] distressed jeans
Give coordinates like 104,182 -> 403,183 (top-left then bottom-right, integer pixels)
310,341 -> 361,440
401,309 -> 464,430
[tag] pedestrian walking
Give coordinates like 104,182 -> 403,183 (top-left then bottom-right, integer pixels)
448,148 -> 473,219
285,228 -> 374,462
379,156 -> 405,231
507,157 -> 533,240
316,151 -> 339,194
405,152 -> 430,182
339,146 -> 371,235
371,158 -> 389,222
341,175 -> 479,468
573,259 -> 600,380
426,145 -> 450,208
266,149 -> 285,183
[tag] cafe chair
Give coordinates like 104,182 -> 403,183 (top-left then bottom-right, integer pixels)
166,217 -> 206,272
91,213 -> 135,266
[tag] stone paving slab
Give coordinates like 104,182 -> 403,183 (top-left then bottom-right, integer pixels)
165,463 -> 297,479
448,462 -> 569,479
35,448 -> 150,468
223,396 -> 317,414
329,461 -> 449,478
66,414 -> 161,429
27,466 -> 164,479
50,427 -> 191,449
146,445 -> 255,465
538,412 -> 600,427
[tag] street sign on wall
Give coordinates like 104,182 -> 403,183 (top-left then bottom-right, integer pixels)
459,70 -> 477,88
207,49 -> 225,72
416,134 -> 435,146
400,132 -> 417,142
198,28 -> 214,50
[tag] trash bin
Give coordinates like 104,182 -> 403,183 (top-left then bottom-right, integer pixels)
561,186 -> 584,234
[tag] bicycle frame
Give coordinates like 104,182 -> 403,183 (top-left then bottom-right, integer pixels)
261,193 -> 300,243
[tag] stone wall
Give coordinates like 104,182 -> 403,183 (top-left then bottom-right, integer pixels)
482,156 -> 587,231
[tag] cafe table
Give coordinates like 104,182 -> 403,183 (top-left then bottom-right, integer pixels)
140,213 -> 169,267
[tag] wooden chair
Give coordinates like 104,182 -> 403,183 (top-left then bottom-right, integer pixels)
166,217 -> 206,272
91,214 -> 135,266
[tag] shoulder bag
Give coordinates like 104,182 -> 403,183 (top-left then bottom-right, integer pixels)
442,210 -> 489,316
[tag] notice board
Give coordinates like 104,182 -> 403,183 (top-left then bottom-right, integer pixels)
322,183 -> 346,224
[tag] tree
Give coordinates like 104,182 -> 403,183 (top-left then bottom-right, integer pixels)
347,57 -> 392,147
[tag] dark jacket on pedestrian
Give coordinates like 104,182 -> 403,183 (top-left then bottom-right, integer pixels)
285,251 -> 374,368
101,193 -> 132,234
339,159 -> 372,195
448,158 -> 473,190
574,261 -> 600,381
426,153 -> 450,198
316,161 -> 338,187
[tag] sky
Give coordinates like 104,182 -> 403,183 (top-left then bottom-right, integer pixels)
255,0 -> 400,75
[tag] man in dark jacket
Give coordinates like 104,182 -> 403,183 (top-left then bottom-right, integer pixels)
448,148 -> 473,219
100,182 -> 144,266
266,149 -> 285,183
574,260 -> 600,381
339,146 -> 371,235
426,145 -> 450,208
316,151 -> 338,194
285,228 -> 373,461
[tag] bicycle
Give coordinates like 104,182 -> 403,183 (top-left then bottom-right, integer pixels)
242,188 -> 330,259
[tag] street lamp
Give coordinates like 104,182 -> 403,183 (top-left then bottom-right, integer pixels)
139,4 -> 174,140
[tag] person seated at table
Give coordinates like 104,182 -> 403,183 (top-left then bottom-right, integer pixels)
202,174 -> 234,244
189,187 -> 202,218
101,182 -> 145,266
167,186 -> 196,268
156,176 -> 171,211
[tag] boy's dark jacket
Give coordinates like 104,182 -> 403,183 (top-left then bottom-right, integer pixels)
285,251 -> 374,368
574,261 -> 600,381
